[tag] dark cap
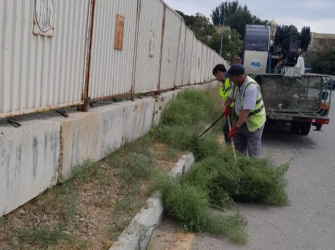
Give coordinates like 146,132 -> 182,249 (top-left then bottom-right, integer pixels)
224,64 -> 245,77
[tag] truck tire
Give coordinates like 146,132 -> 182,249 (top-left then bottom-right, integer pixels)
300,122 -> 311,135
290,122 -> 300,134
290,122 -> 311,135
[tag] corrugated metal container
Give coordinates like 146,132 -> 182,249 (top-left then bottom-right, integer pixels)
42,0 -> 89,106
189,35 -> 197,85
194,40 -> 202,83
205,48 -> 212,82
134,0 -> 163,93
210,50 -> 216,81
181,27 -> 194,85
200,45 -> 208,83
0,0 -> 89,118
89,0 -> 138,100
174,21 -> 186,87
207,49 -> 213,81
159,5 -> 181,90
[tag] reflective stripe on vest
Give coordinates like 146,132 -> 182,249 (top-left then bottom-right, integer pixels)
233,78 -> 266,132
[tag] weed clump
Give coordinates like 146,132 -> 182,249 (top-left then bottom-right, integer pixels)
159,178 -> 247,243
160,179 -> 209,232
152,88 -> 289,243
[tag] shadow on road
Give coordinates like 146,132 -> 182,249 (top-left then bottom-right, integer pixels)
262,121 -> 317,150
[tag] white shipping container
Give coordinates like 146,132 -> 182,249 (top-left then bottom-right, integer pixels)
194,40 -> 202,84
0,0 -> 89,118
174,21 -> 185,87
159,5 -> 181,90
181,27 -> 194,85
200,45 -> 208,83
189,35 -> 197,85
89,0 -> 138,100
134,0 -> 164,93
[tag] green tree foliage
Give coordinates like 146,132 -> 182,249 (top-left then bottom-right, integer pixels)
211,30 -> 243,61
176,10 -> 242,60
305,39 -> 335,75
211,1 -> 267,39
176,11 -> 216,47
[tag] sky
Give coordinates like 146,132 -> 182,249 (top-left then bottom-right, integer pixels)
163,0 -> 335,34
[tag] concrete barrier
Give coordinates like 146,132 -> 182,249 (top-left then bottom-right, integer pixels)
0,120 -> 60,216
0,85 -> 211,217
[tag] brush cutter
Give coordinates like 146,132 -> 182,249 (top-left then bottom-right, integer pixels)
199,114 -> 224,138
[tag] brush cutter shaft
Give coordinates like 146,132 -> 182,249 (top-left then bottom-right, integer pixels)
199,114 -> 224,138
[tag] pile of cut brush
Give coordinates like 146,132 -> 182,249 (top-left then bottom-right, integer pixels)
152,88 -> 289,244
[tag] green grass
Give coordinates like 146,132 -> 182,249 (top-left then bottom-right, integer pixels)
16,224 -> 68,247
5,87 -> 289,247
158,178 -> 247,243
71,160 -> 102,183
108,135 -> 156,184
150,88 -> 289,243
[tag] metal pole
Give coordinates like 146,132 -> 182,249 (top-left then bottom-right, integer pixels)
219,5 -> 225,56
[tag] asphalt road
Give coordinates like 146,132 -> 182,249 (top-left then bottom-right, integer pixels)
191,94 -> 335,250
150,93 -> 335,250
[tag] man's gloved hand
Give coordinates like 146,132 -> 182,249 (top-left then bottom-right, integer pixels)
228,126 -> 238,139
223,106 -> 232,117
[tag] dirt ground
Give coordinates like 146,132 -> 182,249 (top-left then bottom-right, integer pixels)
0,143 -> 183,250
148,218 -> 194,250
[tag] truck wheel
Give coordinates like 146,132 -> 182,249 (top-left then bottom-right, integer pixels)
290,122 -> 311,135
290,122 -> 300,134
300,122 -> 311,135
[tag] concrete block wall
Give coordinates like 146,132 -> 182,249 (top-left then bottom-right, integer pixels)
0,120 -> 60,216
0,84 -> 212,217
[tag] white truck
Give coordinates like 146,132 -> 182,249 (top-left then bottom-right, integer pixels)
243,24 -> 332,135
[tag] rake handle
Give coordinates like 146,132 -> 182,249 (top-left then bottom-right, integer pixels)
227,116 -> 237,162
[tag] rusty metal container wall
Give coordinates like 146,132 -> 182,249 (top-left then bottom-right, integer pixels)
0,0 -> 88,118
200,45 -> 208,83
181,27 -> 194,85
89,0 -> 137,100
0,0 -> 39,115
205,48 -> 212,82
189,35 -> 197,84
174,21 -> 186,87
211,50 -> 216,80
42,0 -> 89,106
159,6 -> 181,90
134,0 -> 164,93
208,49 -> 213,81
194,40 -> 202,83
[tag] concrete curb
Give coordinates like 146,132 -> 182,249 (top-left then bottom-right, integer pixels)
110,152 -> 195,250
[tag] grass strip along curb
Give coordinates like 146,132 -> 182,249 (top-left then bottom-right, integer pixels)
149,88 -> 290,244
110,153 -> 195,250
0,88 -> 289,249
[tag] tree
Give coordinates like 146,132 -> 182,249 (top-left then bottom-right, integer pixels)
176,10 -> 243,60
305,39 -> 335,75
211,29 -> 243,61
176,11 -> 216,47
211,1 -> 267,39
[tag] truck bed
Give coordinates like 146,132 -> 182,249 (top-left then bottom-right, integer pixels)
254,74 -> 332,120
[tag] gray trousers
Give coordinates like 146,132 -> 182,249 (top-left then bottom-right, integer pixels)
232,123 -> 264,158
